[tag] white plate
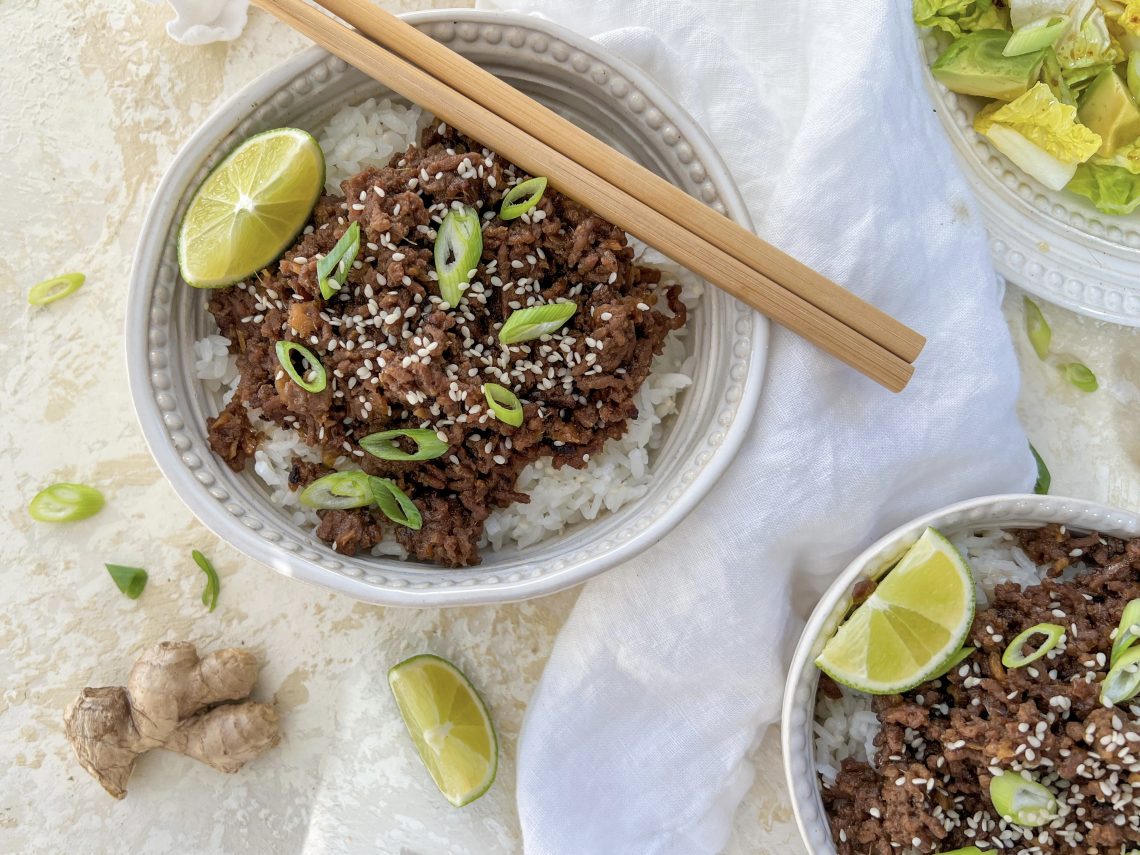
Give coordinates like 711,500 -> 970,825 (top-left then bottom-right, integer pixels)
125,10 -> 767,607
919,30 -> 1140,326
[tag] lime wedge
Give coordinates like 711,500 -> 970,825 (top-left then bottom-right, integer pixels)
816,527 -> 975,695
388,654 -> 498,807
177,127 -> 325,288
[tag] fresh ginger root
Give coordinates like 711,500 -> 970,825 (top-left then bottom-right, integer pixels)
63,640 -> 280,799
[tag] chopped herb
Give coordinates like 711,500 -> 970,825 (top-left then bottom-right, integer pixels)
360,429 -> 448,462
498,302 -> 577,345
433,206 -> 482,307
1030,443 -> 1050,495
28,483 -> 105,523
369,477 -> 422,530
275,340 -> 327,393
300,471 -> 374,509
988,772 -> 1058,827
1101,646 -> 1140,706
1111,599 -> 1140,667
317,221 -> 360,300
499,176 -> 547,221
28,272 -> 85,306
105,564 -> 147,599
192,550 -> 220,613
1001,623 -> 1064,668
1023,297 -> 1051,361
482,383 -> 524,428
1062,361 -> 1098,392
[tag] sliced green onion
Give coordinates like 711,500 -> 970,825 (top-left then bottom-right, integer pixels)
1101,647 -> 1140,706
360,429 -> 448,462
1001,623 -> 1064,668
1030,443 -> 1051,495
300,471 -> 375,509
317,221 -> 360,300
482,382 -> 524,428
433,206 -> 482,307
931,647 -> 976,680
369,477 -> 422,530
1024,297 -> 1051,361
941,848 -> 984,855
1063,62 -> 1111,91
28,483 -> 105,523
1062,362 -> 1098,393
499,176 -> 548,221
988,772 -> 1058,827
192,550 -> 219,612
499,302 -> 577,345
1042,49 -> 1075,107
1003,15 -> 1068,57
105,564 -> 147,600
1129,51 -> 1140,103
275,340 -> 327,393
28,272 -> 85,306
1112,600 -> 1140,667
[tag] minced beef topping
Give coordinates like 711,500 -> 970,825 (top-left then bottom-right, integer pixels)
823,525 -> 1140,854
205,123 -> 686,567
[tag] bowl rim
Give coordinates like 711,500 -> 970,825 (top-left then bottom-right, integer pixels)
125,8 -> 768,607
780,492 -> 1140,853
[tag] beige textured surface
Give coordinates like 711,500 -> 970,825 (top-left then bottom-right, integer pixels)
1,1 -> 1137,853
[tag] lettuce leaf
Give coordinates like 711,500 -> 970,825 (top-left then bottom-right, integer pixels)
1067,159 -> 1140,211
1118,0 -> 1140,34
915,0 -> 1010,36
975,82 -> 1103,188
1010,0 -> 1123,67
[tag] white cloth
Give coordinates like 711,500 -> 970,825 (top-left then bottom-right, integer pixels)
156,1 -> 1034,851
472,1 -> 1035,853
147,0 -> 248,45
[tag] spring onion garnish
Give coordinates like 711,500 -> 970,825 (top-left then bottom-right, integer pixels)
482,383 -> 524,428
317,221 -> 360,300
1112,599 -> 1140,667
1001,623 -> 1064,669
28,483 -> 105,523
360,429 -> 448,462
941,848 -> 984,855
1062,362 -> 1098,393
192,550 -> 220,612
1102,646 -> 1140,707
1041,49 -> 1075,106
105,564 -> 147,600
499,176 -> 548,221
1030,443 -> 1050,495
28,272 -> 85,306
988,772 -> 1058,827
1003,15 -> 1069,57
275,340 -> 327,393
300,471 -> 375,509
498,302 -> 577,345
369,477 -> 422,530
433,206 -> 482,307
1024,297 -> 1051,361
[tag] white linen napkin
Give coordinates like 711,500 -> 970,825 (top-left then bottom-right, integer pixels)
470,0 -> 1035,852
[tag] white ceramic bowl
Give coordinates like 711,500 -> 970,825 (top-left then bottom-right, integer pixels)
917,30 -> 1140,325
126,10 -> 767,607
781,493 -> 1140,853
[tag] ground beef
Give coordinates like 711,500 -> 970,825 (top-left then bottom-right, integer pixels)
822,526 -> 1140,854
205,124 -> 686,566
315,508 -> 384,556
206,398 -> 261,472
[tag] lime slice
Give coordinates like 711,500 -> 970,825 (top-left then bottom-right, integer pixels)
816,527 -> 975,695
388,654 -> 498,807
177,127 -> 325,288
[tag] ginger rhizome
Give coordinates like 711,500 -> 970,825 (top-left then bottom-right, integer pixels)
64,640 -> 280,798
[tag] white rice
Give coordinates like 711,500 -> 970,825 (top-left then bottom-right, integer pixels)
813,528 -> 1054,786
194,98 -> 699,557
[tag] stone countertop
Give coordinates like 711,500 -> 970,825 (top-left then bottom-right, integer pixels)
1,2 -> 1136,853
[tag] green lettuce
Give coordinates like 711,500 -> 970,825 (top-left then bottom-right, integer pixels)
1010,0 -> 1123,67
975,82 -> 1103,188
915,0 -> 1010,37
1067,139 -> 1140,212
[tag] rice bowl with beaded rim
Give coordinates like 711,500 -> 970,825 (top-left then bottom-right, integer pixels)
125,11 -> 766,606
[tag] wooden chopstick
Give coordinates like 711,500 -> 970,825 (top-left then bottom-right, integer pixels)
250,0 -> 917,391
316,0 -> 924,368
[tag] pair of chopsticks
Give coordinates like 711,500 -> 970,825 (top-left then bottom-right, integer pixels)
250,0 -> 925,391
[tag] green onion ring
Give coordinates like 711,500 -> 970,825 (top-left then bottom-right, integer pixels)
317,221 -> 360,300
1112,599 -> 1140,667
482,382 -> 524,428
28,272 -> 85,306
1001,623 -> 1064,669
369,477 -> 422,530
360,429 -> 448,462
275,340 -> 327,393
300,471 -> 375,509
28,483 -> 105,523
1030,443 -> 1051,495
988,772 -> 1058,827
433,206 -> 482,307
499,176 -> 548,221
498,302 -> 577,345
1023,297 -> 1051,361
191,550 -> 220,612
105,564 -> 148,600
1101,646 -> 1140,707
1003,15 -> 1068,57
1062,362 -> 1098,393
